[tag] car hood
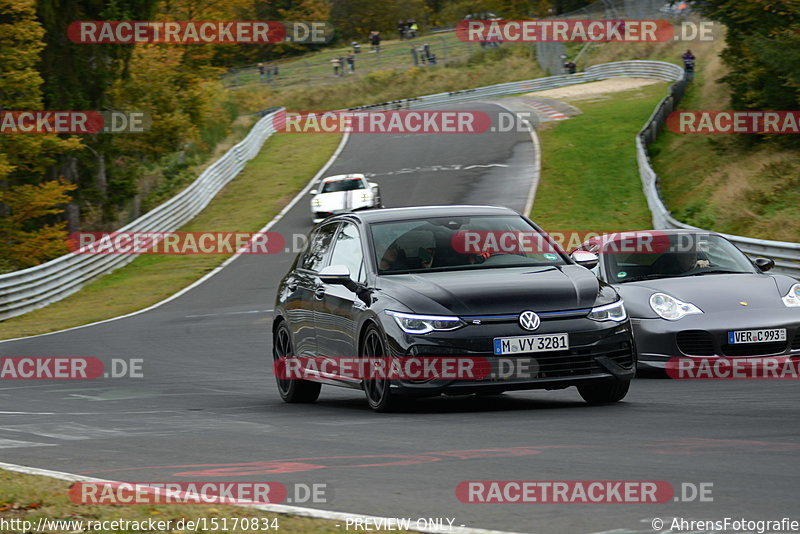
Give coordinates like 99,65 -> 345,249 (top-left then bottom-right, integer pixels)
616,273 -> 784,316
313,190 -> 371,211
376,265 -> 605,315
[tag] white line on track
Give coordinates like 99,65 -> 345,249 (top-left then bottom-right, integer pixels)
488,101 -> 542,216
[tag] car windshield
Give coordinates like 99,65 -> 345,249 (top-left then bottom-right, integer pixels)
370,215 -> 566,274
320,178 -> 365,193
604,233 -> 756,283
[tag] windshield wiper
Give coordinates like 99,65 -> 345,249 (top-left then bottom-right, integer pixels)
688,269 -> 749,276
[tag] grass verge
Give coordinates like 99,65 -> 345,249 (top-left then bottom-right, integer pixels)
0,133 -> 342,340
530,82 -> 669,236
0,470 -> 408,534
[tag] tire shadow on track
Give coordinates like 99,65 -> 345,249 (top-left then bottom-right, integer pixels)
263,392 -> 631,415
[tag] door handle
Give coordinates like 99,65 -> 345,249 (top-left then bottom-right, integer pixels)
314,287 -> 326,299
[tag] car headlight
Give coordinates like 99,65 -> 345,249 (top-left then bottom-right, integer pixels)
782,283 -> 800,307
385,311 -> 465,334
360,193 -> 371,202
649,292 -> 703,320
587,300 -> 627,322
311,198 -> 321,208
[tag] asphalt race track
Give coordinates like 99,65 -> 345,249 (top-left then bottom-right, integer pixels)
1,102 -> 798,534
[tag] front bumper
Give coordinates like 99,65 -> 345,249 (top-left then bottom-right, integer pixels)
632,309 -> 800,370
381,316 -> 636,397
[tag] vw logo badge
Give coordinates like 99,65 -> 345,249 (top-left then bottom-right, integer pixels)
519,310 -> 540,331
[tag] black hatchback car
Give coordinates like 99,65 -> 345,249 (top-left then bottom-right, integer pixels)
272,206 -> 635,411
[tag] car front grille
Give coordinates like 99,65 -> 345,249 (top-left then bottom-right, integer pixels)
677,330 -> 715,356
721,341 -> 788,357
406,341 -> 634,380
792,330 -> 800,350
533,341 -> 634,378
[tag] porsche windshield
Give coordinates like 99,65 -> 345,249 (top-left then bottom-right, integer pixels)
604,233 -> 757,283
370,216 -> 566,274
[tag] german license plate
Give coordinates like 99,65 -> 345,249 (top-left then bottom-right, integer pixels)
727,328 -> 786,344
493,334 -> 569,355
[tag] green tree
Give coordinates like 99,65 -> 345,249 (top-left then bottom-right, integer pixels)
692,0 -> 800,146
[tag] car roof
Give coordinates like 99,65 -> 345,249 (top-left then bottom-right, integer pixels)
321,173 -> 365,182
334,205 -> 519,224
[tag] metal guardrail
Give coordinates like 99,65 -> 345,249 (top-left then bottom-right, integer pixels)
0,111 -> 280,321
3,59 -> 795,321
636,78 -> 800,278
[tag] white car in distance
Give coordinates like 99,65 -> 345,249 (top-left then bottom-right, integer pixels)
310,174 -> 382,224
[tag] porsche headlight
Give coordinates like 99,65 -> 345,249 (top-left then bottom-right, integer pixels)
587,300 -> 627,322
311,198 -> 321,207
649,292 -> 703,320
782,283 -> 800,307
360,193 -> 371,202
385,311 -> 465,334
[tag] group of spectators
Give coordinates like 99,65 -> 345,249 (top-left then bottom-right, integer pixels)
256,63 -> 279,83
330,53 -> 356,76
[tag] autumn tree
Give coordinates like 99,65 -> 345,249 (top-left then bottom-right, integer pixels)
0,180 -> 77,270
0,0 -> 81,270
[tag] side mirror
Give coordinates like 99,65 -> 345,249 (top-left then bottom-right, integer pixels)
310,189 -> 318,195
319,264 -> 358,292
570,250 -> 599,270
754,257 -> 775,272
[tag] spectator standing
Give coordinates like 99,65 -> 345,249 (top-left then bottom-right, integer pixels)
398,20 -> 407,40
369,31 -> 381,52
407,19 -> 418,38
330,56 -> 341,76
346,52 -> 355,73
564,61 -> 576,74
257,62 -> 266,82
681,49 -> 695,81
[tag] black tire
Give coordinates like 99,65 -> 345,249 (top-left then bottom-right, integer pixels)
273,322 -> 321,403
361,325 -> 403,412
577,379 -> 630,404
